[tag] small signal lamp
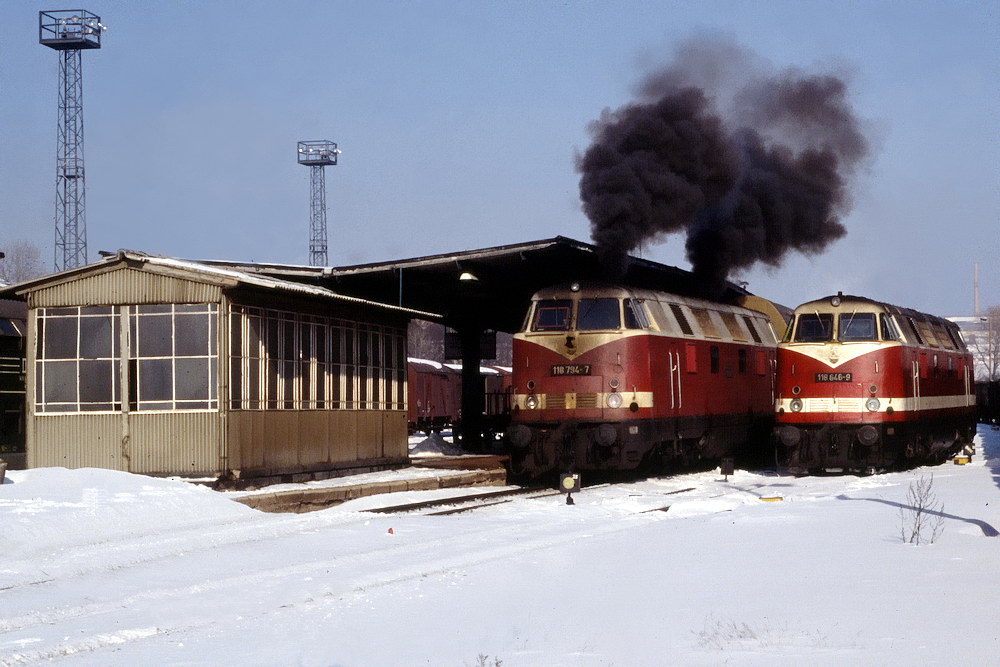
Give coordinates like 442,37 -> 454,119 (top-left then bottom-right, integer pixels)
560,473 -> 581,505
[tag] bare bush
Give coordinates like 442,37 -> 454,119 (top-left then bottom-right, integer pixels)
899,474 -> 945,545
472,654 -> 502,667
693,614 -> 828,650
0,239 -> 46,285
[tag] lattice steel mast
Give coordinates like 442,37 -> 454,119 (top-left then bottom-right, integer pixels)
297,140 -> 339,266
39,10 -> 105,271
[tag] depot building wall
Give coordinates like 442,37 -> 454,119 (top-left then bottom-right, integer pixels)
22,264 -> 409,478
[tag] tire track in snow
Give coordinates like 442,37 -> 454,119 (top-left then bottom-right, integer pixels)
0,504 -> 674,662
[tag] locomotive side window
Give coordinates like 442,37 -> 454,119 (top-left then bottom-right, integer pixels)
838,312 -> 876,342
710,345 -> 720,374
520,305 -> 534,333
577,298 -> 620,330
721,312 -> 747,341
793,313 -> 833,342
945,325 -> 966,351
645,301 -> 674,334
532,300 -> 572,331
916,319 -> 939,347
691,308 -> 720,338
932,322 -> 955,350
670,304 -> 695,336
880,314 -> 902,341
904,317 -> 924,345
742,316 -> 763,343
624,299 -> 649,330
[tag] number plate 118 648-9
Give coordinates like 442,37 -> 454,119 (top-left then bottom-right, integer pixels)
815,372 -> 852,382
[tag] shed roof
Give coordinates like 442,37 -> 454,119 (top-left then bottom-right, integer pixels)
0,250 -> 439,320
197,236 -> 752,333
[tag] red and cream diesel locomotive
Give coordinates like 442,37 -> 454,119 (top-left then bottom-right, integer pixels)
504,282 -> 784,478
774,293 -> 976,473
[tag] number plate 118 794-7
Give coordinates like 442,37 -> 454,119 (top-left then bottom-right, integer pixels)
815,372 -> 852,382
551,364 -> 591,376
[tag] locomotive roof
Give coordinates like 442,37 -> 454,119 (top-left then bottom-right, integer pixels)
531,282 -> 767,316
796,293 -> 958,327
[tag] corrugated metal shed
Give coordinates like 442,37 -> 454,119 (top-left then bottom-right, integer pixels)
2,251 -> 430,479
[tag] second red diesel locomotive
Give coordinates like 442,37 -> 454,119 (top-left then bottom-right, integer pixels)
505,282 -> 785,478
774,293 -> 976,473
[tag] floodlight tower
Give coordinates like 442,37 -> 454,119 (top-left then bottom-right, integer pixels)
39,10 -> 105,271
297,140 -> 339,266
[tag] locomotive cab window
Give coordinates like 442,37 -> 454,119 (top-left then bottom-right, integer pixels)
792,313 -> 833,342
532,300 -> 572,331
577,298 -> 620,330
838,312 -> 876,342
624,299 -> 649,330
880,314 -> 902,341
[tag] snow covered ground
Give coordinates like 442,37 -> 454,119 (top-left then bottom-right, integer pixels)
2,427 -> 998,666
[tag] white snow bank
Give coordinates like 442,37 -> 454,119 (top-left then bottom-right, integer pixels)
0,467 -> 255,560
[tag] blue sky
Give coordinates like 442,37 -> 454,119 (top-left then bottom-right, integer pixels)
1,0 -> 996,317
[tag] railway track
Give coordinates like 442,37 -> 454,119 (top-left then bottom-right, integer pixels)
361,483 -> 615,516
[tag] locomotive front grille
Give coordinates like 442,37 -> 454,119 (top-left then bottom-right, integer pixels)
803,397 -> 865,413
837,398 -> 863,413
541,393 -> 600,410
806,398 -> 835,412
545,394 -> 566,410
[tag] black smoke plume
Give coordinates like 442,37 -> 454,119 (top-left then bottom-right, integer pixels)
578,35 -> 869,293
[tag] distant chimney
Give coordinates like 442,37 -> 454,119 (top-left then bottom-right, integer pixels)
974,262 -> 980,316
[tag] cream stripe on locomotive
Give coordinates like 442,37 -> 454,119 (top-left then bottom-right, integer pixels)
776,394 -> 974,414
514,391 -> 655,410
520,328 -> 652,360
779,342 -> 891,368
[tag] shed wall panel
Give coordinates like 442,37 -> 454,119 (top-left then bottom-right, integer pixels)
226,410 -> 406,474
30,415 -> 125,470
382,412 -> 407,459
29,268 -> 221,308
128,412 -> 220,474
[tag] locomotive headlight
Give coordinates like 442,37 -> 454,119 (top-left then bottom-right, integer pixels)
525,394 -> 539,409
866,397 -> 881,412
606,392 -> 623,409
790,398 -> 803,412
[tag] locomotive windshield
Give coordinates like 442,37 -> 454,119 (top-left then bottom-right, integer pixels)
793,313 -> 833,342
838,312 -> 877,341
532,300 -> 572,331
577,298 -> 620,330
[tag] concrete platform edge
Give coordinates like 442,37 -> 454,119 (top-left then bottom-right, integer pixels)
232,468 -> 508,514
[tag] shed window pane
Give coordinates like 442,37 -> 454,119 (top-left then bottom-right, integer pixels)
78,360 -> 115,404
175,313 -> 210,356
175,358 -> 211,400
43,361 -> 77,403
137,314 -> 172,357
79,315 -> 115,359
44,317 -> 78,359
138,359 -> 173,402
